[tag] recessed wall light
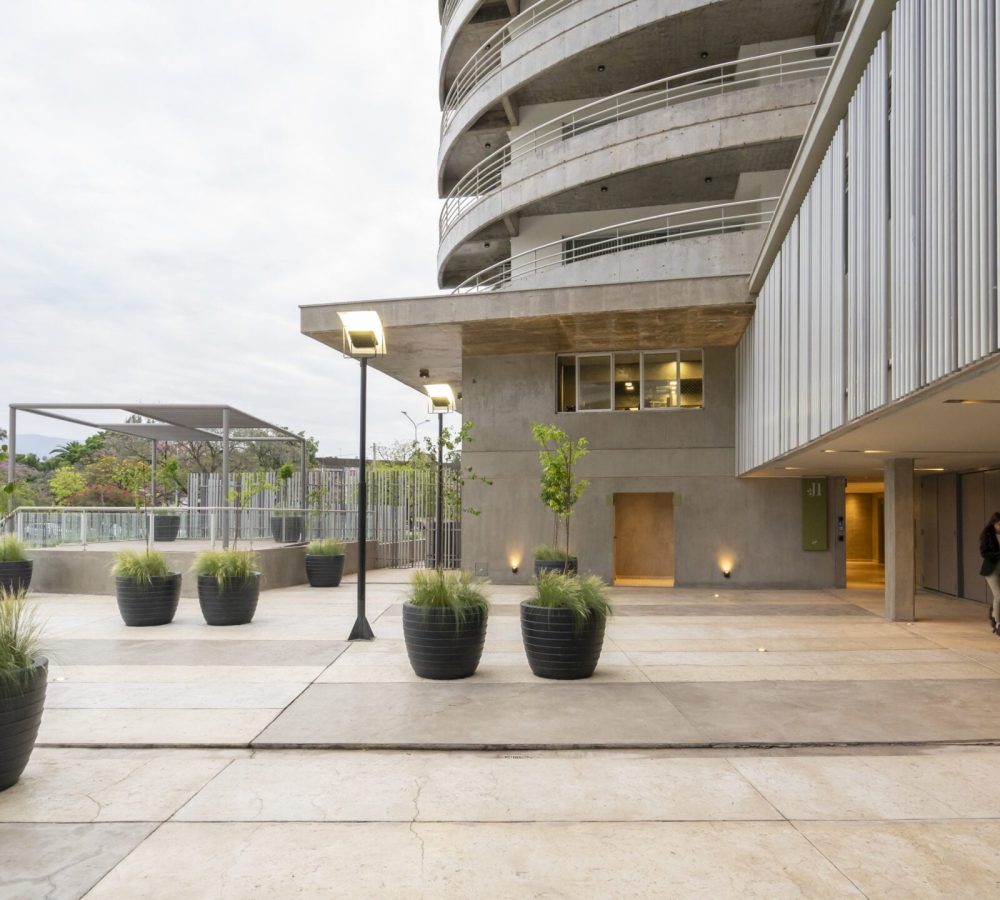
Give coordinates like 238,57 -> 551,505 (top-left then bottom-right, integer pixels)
484,242 -> 491,248
485,142 -> 492,149
704,176 -> 713,184
700,51 -> 709,59
597,64 -> 606,72
600,186 -> 608,193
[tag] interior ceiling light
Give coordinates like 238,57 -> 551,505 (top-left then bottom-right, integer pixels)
784,466 -> 803,470
916,467 -> 946,472
863,450 -> 891,454
944,398 -> 1000,404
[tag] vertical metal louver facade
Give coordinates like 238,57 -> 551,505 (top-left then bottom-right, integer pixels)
737,0 -> 999,474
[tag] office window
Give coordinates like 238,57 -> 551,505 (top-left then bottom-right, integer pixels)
556,349 -> 704,412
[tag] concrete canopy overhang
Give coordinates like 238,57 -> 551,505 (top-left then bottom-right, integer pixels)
300,276 -> 754,394
747,354 -> 1000,479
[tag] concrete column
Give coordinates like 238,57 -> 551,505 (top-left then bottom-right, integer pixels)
884,458 -> 916,622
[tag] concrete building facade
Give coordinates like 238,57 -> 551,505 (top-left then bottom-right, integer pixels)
304,0 -> 999,617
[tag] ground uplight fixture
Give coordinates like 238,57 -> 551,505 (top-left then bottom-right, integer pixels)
338,310 -> 386,357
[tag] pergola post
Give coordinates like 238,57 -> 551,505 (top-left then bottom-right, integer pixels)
6,406 -> 16,527
222,407 -> 231,549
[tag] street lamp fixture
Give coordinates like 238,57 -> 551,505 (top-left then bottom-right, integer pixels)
424,383 -> 456,569
338,309 -> 385,641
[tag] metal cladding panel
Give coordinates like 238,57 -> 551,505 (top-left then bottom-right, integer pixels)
890,0 -> 925,400
736,0 -> 999,475
924,1 -> 958,382
956,0 -> 998,367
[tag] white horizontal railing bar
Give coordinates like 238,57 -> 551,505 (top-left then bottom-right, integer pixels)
440,43 -> 837,239
451,197 -> 778,293
442,0 -> 579,135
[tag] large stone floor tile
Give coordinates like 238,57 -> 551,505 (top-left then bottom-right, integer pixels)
0,749 -> 235,822
658,680 -> 1000,743
641,662 -> 999,682
624,649 -> 964,667
175,751 -> 780,823
732,751 -> 1000,820
797,821 -> 1000,899
44,681 -> 307,709
254,683 -> 705,747
44,638 -> 348,666
315,662 -> 647,683
0,822 -> 155,900
610,635 -> 935,651
38,708 -> 279,746
48,664 -> 325,684
85,821 -> 862,899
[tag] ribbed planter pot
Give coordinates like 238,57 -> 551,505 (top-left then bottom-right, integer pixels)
520,601 -> 606,680
115,574 -> 181,627
153,515 -> 181,542
270,517 -> 304,544
0,560 -> 33,594
197,573 -> 260,626
533,557 -> 578,577
305,554 -> 345,588
402,602 -> 488,680
0,658 -> 47,792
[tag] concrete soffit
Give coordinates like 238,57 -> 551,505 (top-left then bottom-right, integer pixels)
748,0 -> 897,294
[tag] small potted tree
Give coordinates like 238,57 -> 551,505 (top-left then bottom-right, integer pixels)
402,569 -> 489,680
0,588 -> 46,791
305,539 -> 346,587
270,464 -> 304,543
153,456 -> 185,542
112,550 -> 181,627
194,550 -> 260,626
0,537 -> 32,594
531,423 -> 589,575
520,571 -> 612,679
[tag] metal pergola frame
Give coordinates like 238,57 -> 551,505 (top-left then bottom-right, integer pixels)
6,403 -> 309,548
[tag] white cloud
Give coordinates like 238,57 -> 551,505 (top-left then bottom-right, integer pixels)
0,0 -> 449,456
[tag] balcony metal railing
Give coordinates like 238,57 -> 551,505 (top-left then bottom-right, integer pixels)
442,0 -> 579,136
441,0 -> 466,30
451,197 -> 778,293
440,43 -> 837,239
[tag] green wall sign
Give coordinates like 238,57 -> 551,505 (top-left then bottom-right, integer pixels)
801,477 -> 829,551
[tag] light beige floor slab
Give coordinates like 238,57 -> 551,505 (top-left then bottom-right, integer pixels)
640,662 -> 1000,682
315,662 -> 648,683
623,649 -> 966,667
732,752 -> 1000,820
86,821 -> 863,899
797,821 -> 1000,899
0,822 -> 156,900
44,681 -> 307,709
175,753 -> 780,823
0,749 -> 235,822
38,708 -> 279,746
47,664 -> 325,684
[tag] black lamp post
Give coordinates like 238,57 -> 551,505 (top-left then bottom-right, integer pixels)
338,310 -> 385,641
423,383 -> 456,569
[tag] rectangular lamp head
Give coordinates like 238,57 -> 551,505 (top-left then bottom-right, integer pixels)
424,383 -> 456,413
338,310 -> 386,357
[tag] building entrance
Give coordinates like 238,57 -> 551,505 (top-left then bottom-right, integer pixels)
613,492 -> 675,586
846,481 -> 885,589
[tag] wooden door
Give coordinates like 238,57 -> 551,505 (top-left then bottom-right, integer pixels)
613,493 -> 674,581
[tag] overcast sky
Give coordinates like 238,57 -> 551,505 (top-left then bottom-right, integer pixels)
1,1 -> 449,457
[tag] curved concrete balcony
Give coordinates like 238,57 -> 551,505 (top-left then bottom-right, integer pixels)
438,45 -> 832,281
452,197 -> 776,294
438,0 -> 835,193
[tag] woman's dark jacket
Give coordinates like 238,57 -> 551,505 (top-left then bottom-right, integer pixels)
981,528 -> 1000,576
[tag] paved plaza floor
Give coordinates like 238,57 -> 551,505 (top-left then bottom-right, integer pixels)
4,572 -> 1000,897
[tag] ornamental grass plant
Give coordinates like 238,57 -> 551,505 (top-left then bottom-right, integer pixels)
532,544 -> 574,561
0,538 -> 28,563
307,539 -> 345,556
111,550 -> 170,584
194,550 -> 258,587
531,571 -> 613,627
0,588 -> 43,692
407,569 -> 490,624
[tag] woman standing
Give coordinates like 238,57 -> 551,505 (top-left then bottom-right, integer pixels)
980,512 -> 1000,632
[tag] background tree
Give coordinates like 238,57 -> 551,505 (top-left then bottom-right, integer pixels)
50,468 -> 87,505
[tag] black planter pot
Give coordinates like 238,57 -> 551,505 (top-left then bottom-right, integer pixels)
520,601 -> 606,680
402,602 -> 488,680
153,515 -> 181,542
305,554 -> 345,588
533,557 -> 578,577
115,574 -> 181,627
270,517 -> 304,544
197,573 -> 260,626
0,658 -> 47,792
0,560 -> 33,594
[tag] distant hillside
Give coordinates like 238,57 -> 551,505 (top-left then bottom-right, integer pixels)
13,434 -> 72,458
